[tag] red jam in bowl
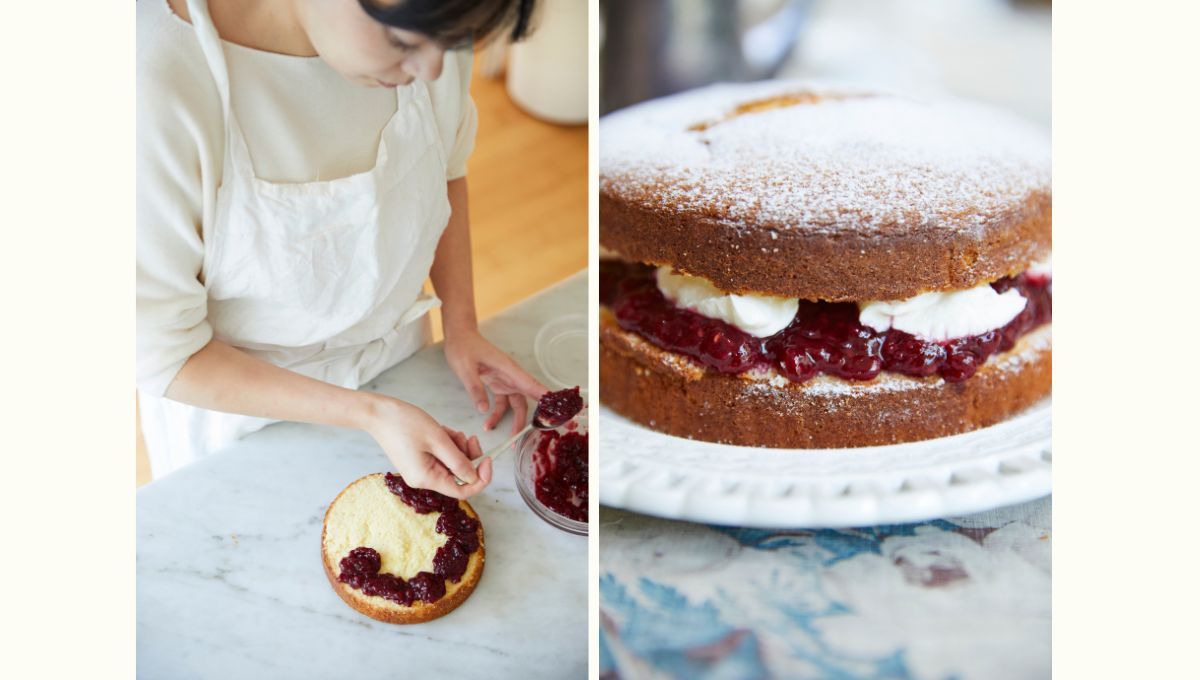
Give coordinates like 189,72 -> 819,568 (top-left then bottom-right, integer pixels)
533,430 -> 588,523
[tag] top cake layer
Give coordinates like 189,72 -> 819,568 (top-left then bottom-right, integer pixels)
600,81 -> 1051,301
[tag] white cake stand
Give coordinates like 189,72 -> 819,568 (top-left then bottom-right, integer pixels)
599,400 -> 1051,528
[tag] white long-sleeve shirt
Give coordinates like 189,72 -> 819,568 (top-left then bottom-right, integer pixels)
136,0 -> 477,396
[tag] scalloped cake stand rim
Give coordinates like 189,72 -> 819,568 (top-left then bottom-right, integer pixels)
598,400 -> 1051,529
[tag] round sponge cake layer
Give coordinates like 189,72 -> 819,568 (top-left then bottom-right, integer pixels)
323,473 -> 445,579
600,310 -> 1051,448
600,82 -> 1051,301
321,473 -> 485,624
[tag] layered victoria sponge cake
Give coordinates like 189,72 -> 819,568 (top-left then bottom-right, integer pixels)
321,473 -> 485,624
599,82 -> 1051,448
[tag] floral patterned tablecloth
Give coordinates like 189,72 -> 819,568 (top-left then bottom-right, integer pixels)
599,497 -> 1050,680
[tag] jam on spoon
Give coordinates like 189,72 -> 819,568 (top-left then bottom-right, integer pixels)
533,386 -> 584,428
453,386 -> 586,486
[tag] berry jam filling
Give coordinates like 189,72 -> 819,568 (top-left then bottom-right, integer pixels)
384,471 -> 458,514
600,261 -> 1051,384
337,474 -> 481,606
534,386 -> 584,428
533,430 -> 588,523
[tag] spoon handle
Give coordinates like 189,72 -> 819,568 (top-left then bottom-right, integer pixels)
454,423 -> 533,485
475,424 -> 533,468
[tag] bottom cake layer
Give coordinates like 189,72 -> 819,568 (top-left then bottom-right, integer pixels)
600,310 -> 1052,449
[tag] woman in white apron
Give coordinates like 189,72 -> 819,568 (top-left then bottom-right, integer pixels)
136,0 -> 544,498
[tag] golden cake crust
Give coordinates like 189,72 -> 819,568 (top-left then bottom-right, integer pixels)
321,474 -> 485,625
599,310 -> 1051,448
600,82 -> 1052,301
600,191 -> 1050,302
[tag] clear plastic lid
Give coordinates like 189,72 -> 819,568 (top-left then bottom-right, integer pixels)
534,313 -> 587,393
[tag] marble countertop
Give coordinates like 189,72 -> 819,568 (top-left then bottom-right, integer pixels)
137,271 -> 587,680
599,497 -> 1050,679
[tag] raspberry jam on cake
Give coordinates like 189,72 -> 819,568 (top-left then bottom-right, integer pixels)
601,261 -> 1051,384
336,474 -> 481,606
533,430 -> 588,522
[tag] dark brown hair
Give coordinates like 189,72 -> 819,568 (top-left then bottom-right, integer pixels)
358,0 -> 538,48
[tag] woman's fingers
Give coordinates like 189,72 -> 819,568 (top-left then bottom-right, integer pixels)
429,431 -> 480,485
443,427 -> 468,452
476,456 -> 494,485
512,365 -> 550,400
510,394 -> 529,435
440,427 -> 482,465
483,357 -> 549,401
459,369 -> 490,414
427,456 -> 492,499
419,466 -> 480,499
484,394 -> 508,431
506,365 -> 548,400
466,435 -> 484,461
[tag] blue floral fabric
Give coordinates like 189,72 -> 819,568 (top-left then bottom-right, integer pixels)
600,498 -> 1050,680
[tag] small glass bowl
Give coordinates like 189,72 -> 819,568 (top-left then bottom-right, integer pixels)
514,413 -> 588,536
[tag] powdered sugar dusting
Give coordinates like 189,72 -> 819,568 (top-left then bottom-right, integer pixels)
742,367 -> 928,401
601,81 -> 1050,236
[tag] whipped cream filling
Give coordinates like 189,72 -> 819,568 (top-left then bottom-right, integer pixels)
858,255 -> 1050,341
858,284 -> 1027,342
1027,256 -> 1052,278
655,256 -> 1050,343
655,267 -> 799,337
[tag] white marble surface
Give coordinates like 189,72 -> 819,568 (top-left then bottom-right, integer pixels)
137,272 -> 587,680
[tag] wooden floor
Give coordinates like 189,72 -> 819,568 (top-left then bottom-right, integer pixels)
136,56 -> 588,486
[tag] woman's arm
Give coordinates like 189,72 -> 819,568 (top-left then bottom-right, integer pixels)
167,339 -> 383,429
165,340 -> 491,496
432,178 -> 548,432
429,178 -> 480,342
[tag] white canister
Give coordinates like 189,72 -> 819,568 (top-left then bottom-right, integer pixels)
506,0 -> 588,125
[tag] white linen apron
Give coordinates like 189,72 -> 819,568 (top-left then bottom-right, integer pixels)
139,0 -> 452,478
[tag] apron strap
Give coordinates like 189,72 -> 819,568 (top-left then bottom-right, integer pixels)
184,0 -> 233,124
405,79 -> 445,160
371,78 -> 443,170
183,0 -> 258,177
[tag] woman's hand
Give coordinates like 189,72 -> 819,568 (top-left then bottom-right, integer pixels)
443,329 -> 548,435
362,396 -> 493,498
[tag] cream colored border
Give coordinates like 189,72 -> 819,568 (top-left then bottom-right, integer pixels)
13,1 -> 1200,678
1052,0 -> 1200,677
0,2 -> 137,678
586,0 -> 600,678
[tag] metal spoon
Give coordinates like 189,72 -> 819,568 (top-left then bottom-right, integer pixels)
452,413 -> 566,486
455,389 -> 584,485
